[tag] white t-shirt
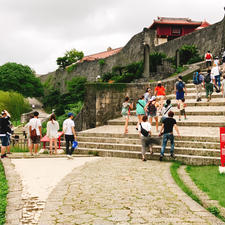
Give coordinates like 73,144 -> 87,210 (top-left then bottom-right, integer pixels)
138,122 -> 151,137
63,118 -> 75,135
211,66 -> 220,77
29,118 -> 42,136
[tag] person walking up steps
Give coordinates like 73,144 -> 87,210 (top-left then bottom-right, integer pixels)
203,69 -> 214,102
205,50 -> 213,68
159,111 -> 180,161
211,63 -> 221,92
63,113 -> 77,159
160,99 -> 172,123
136,96 -> 146,130
47,114 -> 59,155
175,75 -> 187,107
154,81 -> 166,106
29,111 -> 42,156
121,97 -> 133,134
145,96 -> 160,133
138,115 -> 161,161
178,98 -> 187,121
193,69 -> 204,102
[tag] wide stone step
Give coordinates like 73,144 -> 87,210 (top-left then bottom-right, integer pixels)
108,115 -> 225,127
75,147 -> 220,166
78,125 -> 220,142
77,142 -> 220,157
166,91 -> 222,100
76,137 -> 220,149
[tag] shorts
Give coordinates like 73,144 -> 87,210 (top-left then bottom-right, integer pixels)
31,135 -> 40,144
180,109 -> 185,115
0,135 -> 10,147
176,91 -> 184,100
157,95 -> 165,99
148,112 -> 157,118
122,114 -> 129,119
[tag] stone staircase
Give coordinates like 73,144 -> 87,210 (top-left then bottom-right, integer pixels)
72,82 -> 224,165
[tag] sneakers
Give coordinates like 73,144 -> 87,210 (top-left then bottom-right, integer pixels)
1,153 -> 7,159
159,155 -> 163,161
67,155 -> 73,160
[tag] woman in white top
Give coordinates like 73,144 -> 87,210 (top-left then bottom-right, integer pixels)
47,114 -> 59,154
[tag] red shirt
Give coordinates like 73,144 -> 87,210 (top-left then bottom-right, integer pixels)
154,86 -> 166,96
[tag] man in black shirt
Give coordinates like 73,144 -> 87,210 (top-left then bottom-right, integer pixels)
159,111 -> 180,161
0,110 -> 11,158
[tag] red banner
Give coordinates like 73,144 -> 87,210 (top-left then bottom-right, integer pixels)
220,127 -> 225,167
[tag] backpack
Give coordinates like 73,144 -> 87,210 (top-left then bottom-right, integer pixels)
204,73 -> 211,84
140,123 -> 149,137
148,102 -> 156,114
205,53 -> 212,60
176,81 -> 184,92
193,72 -> 200,85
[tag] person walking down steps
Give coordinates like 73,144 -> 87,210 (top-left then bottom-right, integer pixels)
121,96 -> 133,134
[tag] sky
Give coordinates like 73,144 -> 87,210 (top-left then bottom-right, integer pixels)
0,0 -> 225,75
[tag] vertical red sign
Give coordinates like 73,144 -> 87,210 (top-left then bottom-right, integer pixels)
220,127 -> 225,167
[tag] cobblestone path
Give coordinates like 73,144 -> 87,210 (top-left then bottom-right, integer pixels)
38,158 -> 222,225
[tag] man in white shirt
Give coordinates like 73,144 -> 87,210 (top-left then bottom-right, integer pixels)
29,111 -> 42,156
63,113 -> 77,159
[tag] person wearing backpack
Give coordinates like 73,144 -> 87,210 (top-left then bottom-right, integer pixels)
203,69 -> 214,102
205,50 -> 213,68
138,115 -> 160,161
193,69 -> 204,102
144,96 -> 160,133
174,75 -> 187,107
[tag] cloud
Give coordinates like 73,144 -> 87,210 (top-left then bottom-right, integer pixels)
0,0 -> 224,74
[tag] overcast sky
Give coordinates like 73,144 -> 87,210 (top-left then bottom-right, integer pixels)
0,0 -> 225,74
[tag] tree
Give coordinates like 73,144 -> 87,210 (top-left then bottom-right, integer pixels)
56,48 -> 84,69
0,62 -> 44,97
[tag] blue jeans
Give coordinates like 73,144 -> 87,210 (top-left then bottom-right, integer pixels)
161,133 -> 174,156
214,75 -> 221,88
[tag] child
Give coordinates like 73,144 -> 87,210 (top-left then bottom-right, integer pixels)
179,98 -> 187,121
121,97 -> 133,134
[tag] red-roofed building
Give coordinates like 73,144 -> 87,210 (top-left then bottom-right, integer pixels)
150,17 -> 210,46
80,47 -> 122,62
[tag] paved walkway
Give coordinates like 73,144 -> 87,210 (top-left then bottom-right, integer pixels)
38,158 -> 222,225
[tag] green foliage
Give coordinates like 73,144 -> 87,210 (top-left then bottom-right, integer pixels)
98,59 -> 105,67
10,146 -> 29,152
66,76 -> 87,102
0,62 -> 44,97
170,162 -> 202,205
0,91 -> 31,121
102,61 -> 144,83
179,45 -> 202,65
169,66 -> 188,77
0,161 -> 8,225
66,63 -> 77,73
88,150 -> 99,156
186,165 -> 225,207
56,48 -> 84,69
90,83 -> 127,92
149,52 -> 166,72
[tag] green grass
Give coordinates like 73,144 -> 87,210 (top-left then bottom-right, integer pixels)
170,162 -> 202,205
186,165 -> 225,207
0,161 -> 8,225
10,146 -> 29,152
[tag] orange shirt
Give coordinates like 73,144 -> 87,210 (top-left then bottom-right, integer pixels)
154,86 -> 166,96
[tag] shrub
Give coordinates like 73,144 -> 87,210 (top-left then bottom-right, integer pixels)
149,52 -> 166,72
66,63 -> 77,73
0,91 -> 30,121
179,45 -> 201,65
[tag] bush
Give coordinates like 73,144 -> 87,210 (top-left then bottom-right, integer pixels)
0,91 -> 30,121
149,52 -> 166,72
66,63 -> 77,73
179,45 -> 202,65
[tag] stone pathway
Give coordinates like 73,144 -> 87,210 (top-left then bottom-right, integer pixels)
38,158 -> 223,225
3,157 -> 99,225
